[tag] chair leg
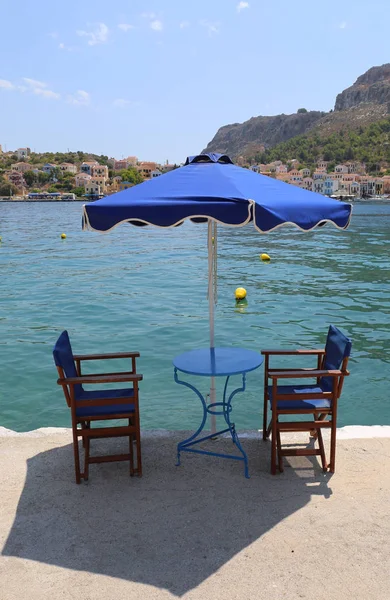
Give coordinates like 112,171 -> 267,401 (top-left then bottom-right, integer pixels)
271,413 -> 277,475
129,419 -> 135,477
135,426 -> 142,477
317,428 -> 328,472
310,413 -> 319,438
82,422 -> 90,447
329,417 -> 337,473
263,389 -> 268,441
311,413 -> 328,439
276,423 -> 284,473
84,436 -> 90,481
72,426 -> 82,484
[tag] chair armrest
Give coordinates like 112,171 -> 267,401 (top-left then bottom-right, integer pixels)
269,369 -> 341,379
268,368 -> 319,373
57,373 -> 143,385
73,352 -> 140,361
261,349 -> 325,356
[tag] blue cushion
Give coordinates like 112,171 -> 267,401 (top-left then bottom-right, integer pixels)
321,325 -> 352,392
76,387 -> 135,417
53,331 -> 83,397
268,385 -> 331,410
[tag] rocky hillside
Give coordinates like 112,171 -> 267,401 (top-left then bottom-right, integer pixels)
203,64 -> 390,159
335,64 -> 390,111
201,111 -> 325,159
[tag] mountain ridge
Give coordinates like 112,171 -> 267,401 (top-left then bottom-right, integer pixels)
202,64 -> 390,159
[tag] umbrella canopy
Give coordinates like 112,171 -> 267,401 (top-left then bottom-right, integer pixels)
82,153 -> 352,233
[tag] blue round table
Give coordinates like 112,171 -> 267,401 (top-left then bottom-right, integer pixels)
173,347 -> 263,478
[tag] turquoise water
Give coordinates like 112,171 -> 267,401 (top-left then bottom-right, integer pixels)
1,201 -> 389,432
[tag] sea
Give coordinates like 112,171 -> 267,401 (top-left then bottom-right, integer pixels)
0,201 -> 389,432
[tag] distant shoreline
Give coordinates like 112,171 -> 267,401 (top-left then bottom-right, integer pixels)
0,198 -> 84,202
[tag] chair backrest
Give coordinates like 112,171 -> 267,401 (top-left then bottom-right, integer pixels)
53,331 -> 83,398
321,325 -> 352,393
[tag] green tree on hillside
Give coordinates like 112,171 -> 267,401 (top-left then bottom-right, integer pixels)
24,171 -> 38,186
0,182 -> 18,196
120,167 -> 144,185
251,117 -> 390,170
37,172 -> 50,185
71,186 -> 85,197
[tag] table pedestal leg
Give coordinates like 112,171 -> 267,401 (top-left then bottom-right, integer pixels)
174,369 -> 250,478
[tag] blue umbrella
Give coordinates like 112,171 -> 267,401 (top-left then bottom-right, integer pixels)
83,153 -> 351,232
83,153 -> 352,428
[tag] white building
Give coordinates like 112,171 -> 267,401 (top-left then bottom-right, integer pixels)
323,178 -> 339,196
85,183 -> 102,197
313,180 -> 325,194
317,161 -> 328,170
16,148 -> 29,160
313,171 -> 327,181
59,163 -> 77,174
11,162 -> 32,173
335,164 -> 348,174
75,173 -> 92,187
350,181 -> 361,196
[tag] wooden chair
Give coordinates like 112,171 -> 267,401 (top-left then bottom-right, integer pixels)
262,325 -> 351,475
53,330 -> 143,483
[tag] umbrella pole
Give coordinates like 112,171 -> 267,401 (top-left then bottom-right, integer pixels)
208,220 -> 217,435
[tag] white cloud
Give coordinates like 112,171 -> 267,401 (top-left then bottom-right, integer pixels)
77,23 -> 109,46
67,90 -> 91,106
0,79 -> 15,90
179,21 -> 190,29
150,20 -> 163,31
33,88 -> 60,99
141,12 -> 162,31
48,32 -> 58,39
22,77 -> 60,99
58,42 -> 76,51
118,23 -> 134,32
113,98 -> 131,108
237,1 -> 249,12
200,20 -> 220,36
338,21 -> 347,29
23,77 -> 47,89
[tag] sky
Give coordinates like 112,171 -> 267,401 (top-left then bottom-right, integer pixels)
0,0 -> 389,164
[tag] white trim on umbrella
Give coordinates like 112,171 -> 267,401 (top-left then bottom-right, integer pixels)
82,200 -> 352,234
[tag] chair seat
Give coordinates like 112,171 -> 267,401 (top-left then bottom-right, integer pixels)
268,385 -> 331,410
76,388 -> 135,418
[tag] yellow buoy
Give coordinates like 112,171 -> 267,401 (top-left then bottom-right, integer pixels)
235,287 -> 247,300
260,253 -> 270,261
0,236 -> 2,243
60,233 -> 67,239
